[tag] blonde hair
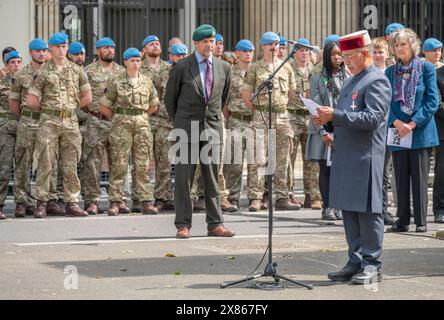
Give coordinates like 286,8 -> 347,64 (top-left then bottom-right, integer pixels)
372,37 -> 389,53
389,28 -> 422,57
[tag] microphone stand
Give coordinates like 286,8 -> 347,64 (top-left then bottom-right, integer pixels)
220,44 -> 313,291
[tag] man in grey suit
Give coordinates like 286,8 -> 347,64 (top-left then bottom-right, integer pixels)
165,24 -> 235,239
315,30 -> 392,285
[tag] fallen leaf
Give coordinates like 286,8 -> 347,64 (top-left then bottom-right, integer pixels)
165,253 -> 177,258
174,271 -> 182,276
228,256 -> 236,260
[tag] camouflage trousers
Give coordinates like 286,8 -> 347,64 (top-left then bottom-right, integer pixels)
0,119 -> 16,205
223,116 -> 255,202
287,112 -> 321,201
191,119 -> 228,200
35,114 -> 82,203
249,110 -> 293,200
14,117 -> 58,206
152,117 -> 173,201
108,114 -> 154,203
81,116 -> 112,204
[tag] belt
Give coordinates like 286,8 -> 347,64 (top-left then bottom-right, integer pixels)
287,108 -> 308,116
42,109 -> 74,119
0,113 -> 17,120
230,112 -> 252,122
88,111 -> 110,122
21,110 -> 41,120
255,105 -> 287,113
116,108 -> 145,116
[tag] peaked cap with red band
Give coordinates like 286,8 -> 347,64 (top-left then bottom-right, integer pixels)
339,30 -> 372,52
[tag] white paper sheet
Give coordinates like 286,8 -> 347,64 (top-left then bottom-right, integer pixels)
300,96 -> 320,116
387,128 -> 413,149
327,145 -> 332,167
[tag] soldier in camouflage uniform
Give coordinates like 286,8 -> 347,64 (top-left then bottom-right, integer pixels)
99,48 -> 159,216
0,47 -> 16,78
9,39 -> 63,218
27,33 -> 92,219
223,40 -> 255,210
287,38 -> 322,210
242,32 -> 301,212
0,51 -> 22,219
83,38 -> 125,215
140,35 -> 175,212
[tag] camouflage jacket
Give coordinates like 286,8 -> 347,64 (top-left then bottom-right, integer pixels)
288,61 -> 313,111
28,59 -> 91,111
9,63 -> 40,112
227,64 -> 252,115
0,72 -> 13,115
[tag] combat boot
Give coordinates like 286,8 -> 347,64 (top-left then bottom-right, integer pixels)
275,198 -> 301,211
85,202 -> 99,215
142,201 -> 159,215
34,201 -> 47,219
221,198 -> 238,213
303,194 -> 312,209
119,201 -> 131,214
66,203 -> 88,217
131,200 -> 142,213
15,203 -> 27,218
248,200 -> 263,212
193,197 -> 206,212
261,193 -> 269,210
47,200 -> 66,216
0,206 -> 6,220
155,200 -> 175,212
26,205 -> 36,216
108,202 -> 120,216
290,194 -> 303,206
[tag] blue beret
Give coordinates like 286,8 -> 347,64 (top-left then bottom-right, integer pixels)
236,39 -> 255,51
48,32 -> 69,45
193,24 -> 217,42
323,34 -> 340,47
142,35 -> 160,47
260,32 -> 280,45
29,38 -> 49,51
170,44 -> 188,56
279,36 -> 288,46
96,37 -> 116,48
423,38 -> 443,52
296,38 -> 311,46
385,23 -> 405,35
5,51 -> 21,64
123,48 -> 142,60
215,34 -> 224,43
68,42 -> 86,55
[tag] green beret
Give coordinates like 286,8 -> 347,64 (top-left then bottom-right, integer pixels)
193,24 -> 216,42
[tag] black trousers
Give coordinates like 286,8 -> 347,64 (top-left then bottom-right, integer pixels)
382,147 -> 393,214
318,160 -> 330,209
392,148 -> 432,227
433,141 -> 444,217
174,141 -> 224,230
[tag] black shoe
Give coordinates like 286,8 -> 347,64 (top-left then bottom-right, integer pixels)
435,214 -> 444,224
322,208 -> 336,221
333,208 -> 343,220
416,225 -> 427,233
386,224 -> 409,233
382,210 -> 396,226
350,270 -> 382,285
328,265 -> 360,282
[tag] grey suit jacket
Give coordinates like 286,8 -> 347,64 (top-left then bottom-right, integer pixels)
329,64 -> 392,214
165,53 -> 231,143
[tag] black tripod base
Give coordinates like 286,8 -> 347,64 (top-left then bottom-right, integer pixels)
220,263 -> 313,290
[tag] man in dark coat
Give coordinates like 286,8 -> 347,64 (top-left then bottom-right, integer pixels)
315,30 -> 392,285
165,24 -> 235,239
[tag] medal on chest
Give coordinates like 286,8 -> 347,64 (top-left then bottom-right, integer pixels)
402,72 -> 411,80
351,91 -> 358,111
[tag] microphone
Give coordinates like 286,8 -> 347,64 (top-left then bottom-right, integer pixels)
287,40 -> 316,51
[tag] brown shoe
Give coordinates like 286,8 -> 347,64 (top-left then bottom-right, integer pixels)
15,203 -> 26,218
66,203 -> 88,217
221,198 -> 238,213
155,200 -> 175,212
194,197 -> 206,212
311,200 -> 323,210
176,227 -> 191,239
26,206 -> 36,216
230,200 -> 240,210
119,202 -> 131,214
249,200 -> 263,212
0,206 -> 6,220
261,193 -> 269,210
34,201 -> 47,219
131,200 -> 142,213
304,194 -> 312,209
47,200 -> 66,216
142,201 -> 159,215
275,198 -> 301,211
108,202 -> 120,216
290,194 -> 303,206
207,226 -> 235,237
85,202 -> 99,215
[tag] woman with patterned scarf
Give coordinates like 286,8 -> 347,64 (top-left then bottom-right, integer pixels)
306,42 -> 350,220
386,29 -> 439,233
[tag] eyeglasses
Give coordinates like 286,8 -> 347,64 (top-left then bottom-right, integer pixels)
342,50 -> 363,60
